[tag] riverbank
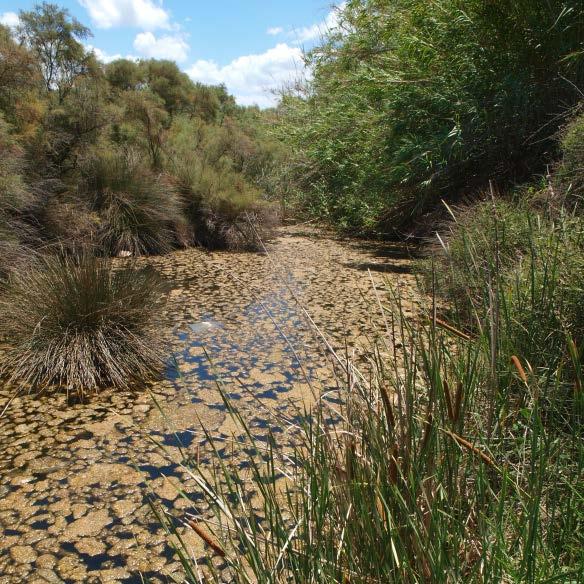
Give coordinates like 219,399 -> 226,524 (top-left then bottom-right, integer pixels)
0,226 -> 418,583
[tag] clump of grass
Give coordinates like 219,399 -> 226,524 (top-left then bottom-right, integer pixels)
81,149 -> 185,255
0,252 -> 167,396
420,199 -> 584,382
40,196 -> 100,252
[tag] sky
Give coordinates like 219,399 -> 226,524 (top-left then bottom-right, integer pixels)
0,0 -> 341,108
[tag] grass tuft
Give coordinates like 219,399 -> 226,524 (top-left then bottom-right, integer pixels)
0,251 -> 167,397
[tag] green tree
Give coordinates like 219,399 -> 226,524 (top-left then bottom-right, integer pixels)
17,2 -> 92,102
142,59 -> 195,117
119,90 -> 170,169
105,59 -> 143,92
0,24 -> 43,134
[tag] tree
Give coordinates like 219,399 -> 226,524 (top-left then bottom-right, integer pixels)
0,24 -> 42,132
120,90 -> 169,169
142,59 -> 195,117
17,3 -> 91,102
105,59 -> 143,92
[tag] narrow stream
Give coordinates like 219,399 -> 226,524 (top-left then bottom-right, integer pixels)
0,226 -> 418,583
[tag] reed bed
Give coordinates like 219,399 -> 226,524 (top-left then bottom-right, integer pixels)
151,210 -> 583,583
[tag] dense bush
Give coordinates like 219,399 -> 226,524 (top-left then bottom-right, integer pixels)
276,0 -> 584,233
0,253 -> 166,396
0,4 -> 280,258
165,115 -> 279,249
0,116 -> 33,214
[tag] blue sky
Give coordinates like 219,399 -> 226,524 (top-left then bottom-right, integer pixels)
0,1 -> 340,107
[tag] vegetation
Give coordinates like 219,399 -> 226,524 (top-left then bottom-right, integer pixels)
148,7 -> 584,575
0,0 -> 582,578
275,0 -> 584,233
0,3 -> 281,255
0,253 -> 165,397
155,122 -> 583,582
0,3 -> 282,394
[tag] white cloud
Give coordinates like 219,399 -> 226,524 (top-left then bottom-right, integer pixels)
267,26 -> 283,36
85,44 -> 137,63
0,11 -> 19,29
133,31 -> 189,62
289,3 -> 345,44
78,0 -> 170,30
187,43 -> 305,108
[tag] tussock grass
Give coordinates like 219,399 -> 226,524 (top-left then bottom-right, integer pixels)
81,149 -> 185,255
0,252 -> 166,397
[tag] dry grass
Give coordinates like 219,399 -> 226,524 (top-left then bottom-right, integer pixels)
0,251 -> 167,397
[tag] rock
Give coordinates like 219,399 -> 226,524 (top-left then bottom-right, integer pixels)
91,567 -> 130,582
71,503 -> 88,519
35,569 -> 62,583
14,424 -> 32,434
26,456 -> 66,476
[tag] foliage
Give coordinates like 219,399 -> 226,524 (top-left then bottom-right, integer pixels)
277,0 -> 584,233
0,115 -> 33,214
0,252 -> 166,396
0,3 -> 278,259
556,109 -> 584,211
423,199 -> 583,384
0,24 -> 42,133
17,2 -> 92,102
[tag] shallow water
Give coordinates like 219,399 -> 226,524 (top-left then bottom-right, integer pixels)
0,226 -> 418,583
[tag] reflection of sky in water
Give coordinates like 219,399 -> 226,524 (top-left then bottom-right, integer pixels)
168,284 -> 319,403
145,281 -> 335,480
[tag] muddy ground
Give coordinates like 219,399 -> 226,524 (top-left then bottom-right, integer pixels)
0,226 -> 419,583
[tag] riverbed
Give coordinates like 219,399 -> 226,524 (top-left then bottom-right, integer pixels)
0,226 -> 418,583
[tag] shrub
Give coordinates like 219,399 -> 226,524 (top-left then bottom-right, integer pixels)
0,252 -> 166,396
0,219 -> 30,284
0,115 -> 33,214
40,196 -> 100,251
80,149 -> 186,255
166,117 -> 278,250
277,0 -> 584,233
